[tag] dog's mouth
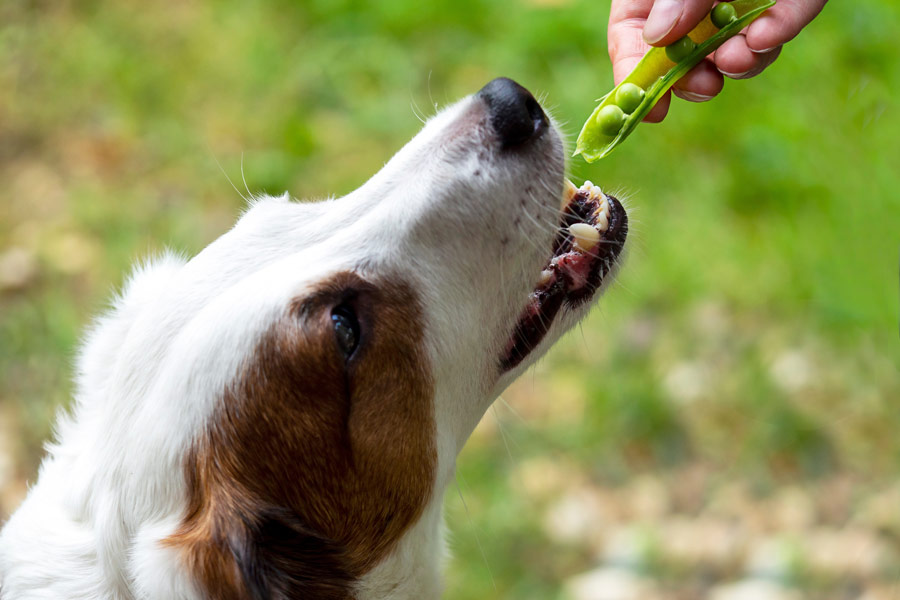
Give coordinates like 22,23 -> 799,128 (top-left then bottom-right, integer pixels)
500,180 -> 628,371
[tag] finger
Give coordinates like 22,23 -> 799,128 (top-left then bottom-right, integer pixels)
715,35 -> 782,79
673,59 -> 724,101
714,34 -> 758,78
609,0 -> 655,25
643,0 -> 716,46
644,91 -> 671,122
609,16 -> 652,86
744,45 -> 782,78
745,0 -> 828,52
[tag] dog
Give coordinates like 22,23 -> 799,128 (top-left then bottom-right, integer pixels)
0,78 -> 627,599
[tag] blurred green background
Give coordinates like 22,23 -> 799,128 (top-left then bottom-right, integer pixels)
1,0 -> 898,598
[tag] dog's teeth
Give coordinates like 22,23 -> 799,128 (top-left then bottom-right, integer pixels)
561,179 -> 578,210
596,211 -> 609,232
538,269 -> 554,286
569,223 -> 600,253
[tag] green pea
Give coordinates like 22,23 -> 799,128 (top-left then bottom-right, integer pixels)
665,36 -> 697,62
711,2 -> 738,28
596,105 -> 626,136
615,83 -> 645,114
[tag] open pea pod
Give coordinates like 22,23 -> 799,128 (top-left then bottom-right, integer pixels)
575,0 -> 776,162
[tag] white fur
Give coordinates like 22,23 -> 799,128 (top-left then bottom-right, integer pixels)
0,91 -> 621,599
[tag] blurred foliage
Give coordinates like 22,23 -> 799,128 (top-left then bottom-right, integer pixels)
1,0 -> 898,597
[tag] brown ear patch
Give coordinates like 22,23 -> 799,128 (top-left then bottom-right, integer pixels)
165,272 -> 437,600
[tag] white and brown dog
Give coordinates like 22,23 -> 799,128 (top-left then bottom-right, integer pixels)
0,78 -> 627,599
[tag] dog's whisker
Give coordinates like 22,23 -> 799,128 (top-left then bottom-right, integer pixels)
426,69 -> 439,115
409,96 -> 428,125
454,476 -> 498,593
495,395 -> 527,426
209,148 -> 251,203
491,404 -> 519,468
240,152 -> 253,200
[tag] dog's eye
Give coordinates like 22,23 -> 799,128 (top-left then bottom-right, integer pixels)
330,304 -> 360,359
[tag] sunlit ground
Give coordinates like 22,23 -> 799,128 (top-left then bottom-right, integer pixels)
1,1 -> 898,598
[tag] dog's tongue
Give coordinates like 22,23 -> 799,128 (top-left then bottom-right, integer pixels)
554,251 -> 593,291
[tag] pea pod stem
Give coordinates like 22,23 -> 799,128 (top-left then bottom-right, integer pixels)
575,0 -> 777,163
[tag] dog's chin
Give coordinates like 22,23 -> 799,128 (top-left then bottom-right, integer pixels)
499,180 -> 628,373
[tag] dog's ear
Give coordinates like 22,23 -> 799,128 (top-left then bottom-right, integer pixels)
229,506 -> 356,600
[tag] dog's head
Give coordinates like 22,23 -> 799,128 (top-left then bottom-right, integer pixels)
70,79 -> 627,598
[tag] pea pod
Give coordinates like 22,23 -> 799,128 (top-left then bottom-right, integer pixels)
575,0 -> 776,163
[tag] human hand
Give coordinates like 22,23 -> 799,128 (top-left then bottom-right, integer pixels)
608,0 -> 827,122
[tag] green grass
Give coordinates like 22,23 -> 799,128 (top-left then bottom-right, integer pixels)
1,0 -> 898,596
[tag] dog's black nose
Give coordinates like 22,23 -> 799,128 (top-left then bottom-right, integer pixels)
477,77 -> 546,147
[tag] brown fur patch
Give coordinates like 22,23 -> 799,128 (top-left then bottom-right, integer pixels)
165,272 -> 436,599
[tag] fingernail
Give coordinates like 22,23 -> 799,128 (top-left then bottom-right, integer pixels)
643,0 -> 683,44
720,70 -> 749,78
750,46 -> 777,54
676,90 -> 713,102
